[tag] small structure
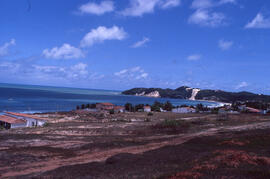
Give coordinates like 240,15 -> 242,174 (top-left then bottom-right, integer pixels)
0,115 -> 26,129
172,107 -> 196,113
246,107 -> 261,113
96,103 -> 115,111
114,106 -> 125,113
144,106 -> 151,112
218,108 -> 227,114
5,112 -> 46,127
160,108 -> 167,112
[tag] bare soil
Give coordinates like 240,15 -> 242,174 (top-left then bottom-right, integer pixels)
0,111 -> 270,178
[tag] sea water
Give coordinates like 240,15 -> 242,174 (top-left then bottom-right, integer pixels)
0,83 -> 223,113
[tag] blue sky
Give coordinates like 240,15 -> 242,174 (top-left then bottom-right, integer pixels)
1,0 -> 270,93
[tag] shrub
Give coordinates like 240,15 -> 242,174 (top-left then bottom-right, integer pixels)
81,104 -> 85,109
43,122 -> 50,127
145,118 -> 151,122
147,112 -> 154,116
109,109 -> 115,115
217,114 -> 229,121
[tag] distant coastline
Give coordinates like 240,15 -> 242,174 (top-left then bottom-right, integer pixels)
0,83 -> 222,113
122,86 -> 270,104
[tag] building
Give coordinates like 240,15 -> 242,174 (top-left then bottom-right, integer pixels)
218,108 -> 227,114
4,112 -> 46,127
114,106 -> 125,113
246,107 -> 261,113
172,107 -> 196,113
144,106 -> 151,112
0,115 -> 26,129
96,103 -> 115,111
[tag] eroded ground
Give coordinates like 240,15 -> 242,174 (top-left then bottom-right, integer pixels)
0,111 -> 270,178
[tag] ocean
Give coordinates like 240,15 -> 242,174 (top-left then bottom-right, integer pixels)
0,83 -> 223,113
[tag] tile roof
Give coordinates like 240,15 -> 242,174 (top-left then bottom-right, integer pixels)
98,103 -> 114,106
114,106 -> 125,110
5,112 -> 46,121
0,115 -> 26,124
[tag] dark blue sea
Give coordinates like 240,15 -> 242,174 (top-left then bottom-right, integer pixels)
0,83 -> 223,113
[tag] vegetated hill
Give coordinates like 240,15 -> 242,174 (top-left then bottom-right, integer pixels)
122,86 -> 270,103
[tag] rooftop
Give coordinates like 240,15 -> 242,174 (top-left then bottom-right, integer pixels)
97,103 -> 114,106
5,112 -> 47,121
0,115 -> 26,124
114,106 -> 125,109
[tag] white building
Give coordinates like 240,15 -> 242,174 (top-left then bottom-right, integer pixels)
0,115 -> 26,129
144,106 -> 151,112
172,107 -> 196,113
114,106 -> 125,113
4,112 -> 46,127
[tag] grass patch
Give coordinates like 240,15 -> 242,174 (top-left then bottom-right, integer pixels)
154,120 -> 190,129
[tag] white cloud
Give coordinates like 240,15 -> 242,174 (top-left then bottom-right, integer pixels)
79,1 -> 114,15
160,0 -> 181,9
136,72 -> 148,79
131,37 -> 150,48
121,0 -> 160,17
121,0 -> 180,17
0,39 -> 16,56
219,0 -> 236,5
218,39 -> 233,50
188,9 -> 225,27
43,44 -> 85,59
187,54 -> 201,61
80,26 -> 127,48
33,63 -> 102,80
114,66 -> 148,80
0,61 -> 20,73
191,0 -> 214,9
189,0 -> 236,27
191,0 -> 236,9
114,69 -> 128,76
245,13 -> 270,29
131,66 -> 143,72
235,81 -> 248,89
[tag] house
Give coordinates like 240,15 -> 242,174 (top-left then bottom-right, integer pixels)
246,107 -> 261,113
5,112 -> 46,127
144,106 -> 151,112
160,108 -> 167,112
96,103 -> 115,111
218,108 -> 227,114
114,106 -> 125,113
172,107 -> 196,113
0,115 -> 26,129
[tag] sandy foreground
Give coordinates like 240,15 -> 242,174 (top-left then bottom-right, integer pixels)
0,111 -> 270,178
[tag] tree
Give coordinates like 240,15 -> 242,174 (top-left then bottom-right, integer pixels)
125,103 -> 134,112
135,104 -> 144,112
81,104 -> 85,109
196,103 -> 204,112
163,101 -> 173,111
90,103 -> 96,109
76,105 -> 80,110
151,101 -> 163,112
86,104 -> 90,109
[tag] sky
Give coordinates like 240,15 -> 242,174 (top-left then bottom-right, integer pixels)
1,0 -> 270,93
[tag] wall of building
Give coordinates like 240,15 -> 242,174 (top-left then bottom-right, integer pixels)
11,123 -> 27,129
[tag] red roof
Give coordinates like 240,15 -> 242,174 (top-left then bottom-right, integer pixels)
5,112 -> 46,121
98,103 -> 114,106
114,106 -> 125,110
0,115 -> 26,124
144,106 -> 151,109
246,107 -> 261,113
